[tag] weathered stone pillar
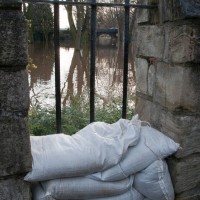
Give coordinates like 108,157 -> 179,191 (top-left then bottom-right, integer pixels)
0,0 -> 32,199
135,0 -> 200,199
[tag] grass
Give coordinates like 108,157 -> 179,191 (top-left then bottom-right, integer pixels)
29,96 -> 135,136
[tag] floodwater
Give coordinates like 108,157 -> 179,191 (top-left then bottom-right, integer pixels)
28,41 -> 136,109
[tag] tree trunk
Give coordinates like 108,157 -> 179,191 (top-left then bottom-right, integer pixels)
65,5 -> 77,43
74,5 -> 84,50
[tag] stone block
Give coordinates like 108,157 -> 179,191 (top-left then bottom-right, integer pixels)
0,0 -> 21,3
0,0 -> 22,9
154,62 -> 183,110
0,69 -> 29,112
160,0 -> 200,22
159,0 -> 171,22
0,11 -> 28,69
160,112 -> 200,158
168,155 -> 200,195
136,96 -> 200,157
0,117 -> 32,176
159,0 -> 184,22
169,22 -> 200,63
147,64 -> 155,96
0,177 -> 31,200
163,24 -> 170,62
136,0 -> 159,25
176,187 -> 200,200
179,0 -> 200,18
135,58 -> 148,94
154,62 -> 200,113
135,95 -> 162,129
136,25 -> 164,59
136,0 -> 149,24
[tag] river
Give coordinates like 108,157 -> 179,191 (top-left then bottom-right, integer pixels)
28,41 -> 136,110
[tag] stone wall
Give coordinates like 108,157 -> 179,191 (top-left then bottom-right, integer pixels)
0,0 -> 32,199
134,0 -> 200,199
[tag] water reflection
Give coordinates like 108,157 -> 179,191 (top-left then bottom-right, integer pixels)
28,42 -> 136,108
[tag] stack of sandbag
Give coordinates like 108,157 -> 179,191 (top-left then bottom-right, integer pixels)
24,115 -> 180,200
31,176 -> 141,200
25,117 -> 140,181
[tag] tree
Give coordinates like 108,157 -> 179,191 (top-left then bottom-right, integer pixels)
25,3 -> 54,42
64,5 -> 90,50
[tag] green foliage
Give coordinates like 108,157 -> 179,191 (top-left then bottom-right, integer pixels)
95,97 -> 135,124
29,106 -> 57,136
61,96 -> 90,135
25,3 -> 54,42
29,97 -> 135,136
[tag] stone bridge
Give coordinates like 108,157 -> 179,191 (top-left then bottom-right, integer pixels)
0,0 -> 200,199
96,28 -> 118,38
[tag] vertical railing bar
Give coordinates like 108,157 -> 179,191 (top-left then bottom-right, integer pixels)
122,0 -> 130,119
54,4 -> 62,132
90,0 -> 97,123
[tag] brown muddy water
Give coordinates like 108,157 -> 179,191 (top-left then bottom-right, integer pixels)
28,41 -> 136,109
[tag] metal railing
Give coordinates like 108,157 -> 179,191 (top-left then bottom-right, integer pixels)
23,0 -> 157,133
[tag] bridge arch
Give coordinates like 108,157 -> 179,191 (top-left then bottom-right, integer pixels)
96,28 -> 118,38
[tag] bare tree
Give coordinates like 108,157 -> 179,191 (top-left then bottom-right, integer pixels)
64,5 -> 90,50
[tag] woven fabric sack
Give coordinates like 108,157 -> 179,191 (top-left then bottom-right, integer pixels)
25,119 -> 140,182
134,159 -> 175,200
40,176 -> 133,199
89,125 -> 179,181
89,187 -> 144,200
32,183 -> 55,200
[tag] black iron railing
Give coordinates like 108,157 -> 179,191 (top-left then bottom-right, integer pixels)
23,0 -> 157,133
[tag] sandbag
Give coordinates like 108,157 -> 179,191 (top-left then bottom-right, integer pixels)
89,187 -> 144,200
134,159 -> 175,200
39,176 -> 133,199
32,183 -> 55,200
89,125 -> 179,181
32,183 -> 144,200
25,118 -> 140,182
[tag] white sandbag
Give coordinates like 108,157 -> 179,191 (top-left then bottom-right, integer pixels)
32,183 -> 55,200
89,187 -> 144,200
25,118 -> 140,182
39,176 -> 133,199
89,125 -> 179,181
134,159 -> 175,200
